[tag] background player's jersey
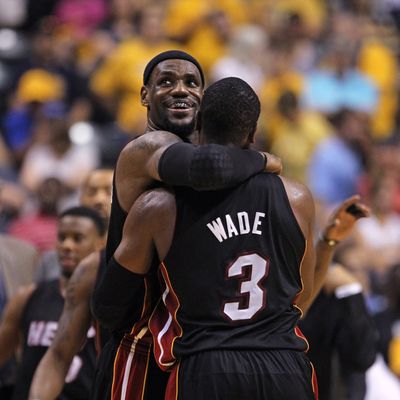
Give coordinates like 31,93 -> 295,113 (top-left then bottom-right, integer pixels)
13,280 -> 96,400
149,173 -> 308,371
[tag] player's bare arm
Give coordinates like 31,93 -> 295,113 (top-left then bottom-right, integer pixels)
279,176 -> 316,314
0,284 -> 36,365
92,189 -> 175,330
29,252 -> 100,400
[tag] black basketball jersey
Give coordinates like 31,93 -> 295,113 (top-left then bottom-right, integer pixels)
149,173 -> 309,370
12,280 -> 96,400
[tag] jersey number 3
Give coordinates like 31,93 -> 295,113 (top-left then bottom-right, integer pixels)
223,253 -> 269,321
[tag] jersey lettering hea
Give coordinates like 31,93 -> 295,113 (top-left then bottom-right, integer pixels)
149,174 -> 309,371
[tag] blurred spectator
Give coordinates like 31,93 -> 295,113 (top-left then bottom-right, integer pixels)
0,235 -> 38,399
164,0 -> 248,74
269,91 -> 331,183
352,174 -> 400,311
259,39 -> 304,146
366,263 -> 400,399
300,264 -> 377,400
209,24 -> 267,93
307,109 -> 372,207
53,0 -> 108,39
301,36 -> 378,115
90,2 -> 181,134
2,69 -> 65,164
357,18 -> 399,140
35,168 -> 113,282
7,177 -> 63,254
18,105 -> 99,198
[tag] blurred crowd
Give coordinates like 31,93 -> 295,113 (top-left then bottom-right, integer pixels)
1,0 -> 400,398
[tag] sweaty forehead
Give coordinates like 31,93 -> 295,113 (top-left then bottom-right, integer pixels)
152,59 -> 202,79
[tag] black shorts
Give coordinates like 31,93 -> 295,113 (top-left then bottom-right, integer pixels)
90,335 -> 120,400
167,349 -> 317,400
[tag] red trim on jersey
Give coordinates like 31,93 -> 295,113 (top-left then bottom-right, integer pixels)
149,262 -> 183,371
294,325 -> 310,352
292,239 -> 308,318
111,276 -> 154,399
165,362 -> 180,400
310,361 -> 319,399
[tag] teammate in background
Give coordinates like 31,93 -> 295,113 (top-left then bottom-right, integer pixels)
29,169 -> 113,400
90,50 -> 281,400
0,207 -> 106,400
94,78 -> 369,399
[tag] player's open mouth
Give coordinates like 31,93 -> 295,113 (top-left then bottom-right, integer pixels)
165,100 -> 194,111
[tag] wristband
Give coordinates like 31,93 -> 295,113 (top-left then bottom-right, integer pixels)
320,234 -> 339,247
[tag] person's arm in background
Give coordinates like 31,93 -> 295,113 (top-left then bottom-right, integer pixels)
0,284 -> 35,366
29,252 -> 99,400
300,195 -> 370,313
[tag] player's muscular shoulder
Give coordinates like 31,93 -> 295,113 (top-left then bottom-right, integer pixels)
115,131 -> 182,211
119,131 -> 181,174
279,176 -> 315,233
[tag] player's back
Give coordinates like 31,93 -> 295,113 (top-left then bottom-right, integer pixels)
149,173 -> 308,370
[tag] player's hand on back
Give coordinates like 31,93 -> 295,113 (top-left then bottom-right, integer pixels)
262,152 -> 282,175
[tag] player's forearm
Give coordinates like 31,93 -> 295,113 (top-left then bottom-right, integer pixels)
91,257 -> 145,330
29,350 -> 70,400
158,143 -> 267,190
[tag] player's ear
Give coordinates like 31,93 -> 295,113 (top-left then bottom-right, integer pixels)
141,86 -> 149,107
248,123 -> 257,144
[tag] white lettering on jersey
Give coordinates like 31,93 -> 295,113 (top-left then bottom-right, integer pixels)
237,212 -> 250,234
225,214 -> 239,238
27,321 -> 94,347
206,217 -> 227,243
40,321 -> 58,346
207,212 -> 265,242
252,212 -> 265,235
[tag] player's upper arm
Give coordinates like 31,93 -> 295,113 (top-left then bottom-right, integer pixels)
0,284 -> 36,365
280,176 -> 316,306
115,131 -> 181,211
114,188 -> 176,273
118,130 -> 181,180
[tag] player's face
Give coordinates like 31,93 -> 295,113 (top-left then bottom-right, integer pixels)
80,170 -> 113,221
56,216 -> 101,277
142,59 -> 203,138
